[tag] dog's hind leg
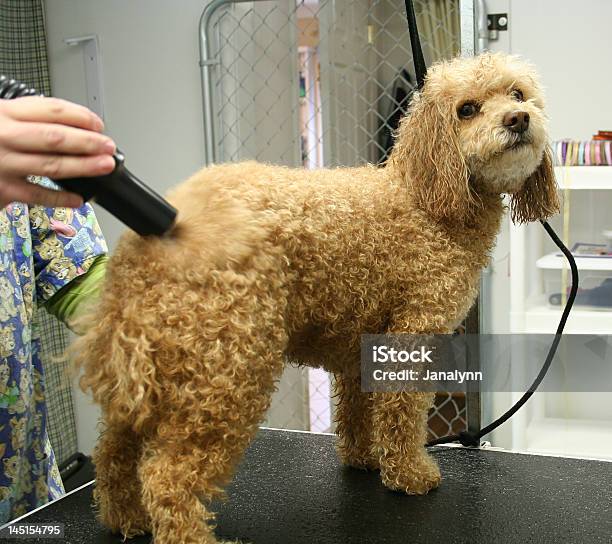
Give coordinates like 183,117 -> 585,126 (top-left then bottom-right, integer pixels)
136,275 -> 288,544
137,440 -> 220,544
334,370 -> 378,470
137,350 -> 284,544
92,420 -> 150,537
371,391 -> 441,495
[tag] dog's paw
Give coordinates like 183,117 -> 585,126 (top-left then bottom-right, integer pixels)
339,453 -> 380,471
336,442 -> 380,471
104,518 -> 152,540
96,503 -> 151,538
94,483 -> 152,536
348,459 -> 380,471
379,453 -> 441,495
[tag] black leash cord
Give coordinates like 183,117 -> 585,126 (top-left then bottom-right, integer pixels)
403,0 -> 427,89
400,0 -> 580,449
427,221 -> 579,447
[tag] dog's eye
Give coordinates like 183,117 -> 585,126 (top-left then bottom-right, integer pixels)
458,102 -> 479,119
511,89 -> 524,101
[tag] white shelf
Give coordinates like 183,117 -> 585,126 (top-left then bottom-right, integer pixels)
522,305 -> 612,334
536,252 -> 612,271
555,166 -> 612,190
508,165 -> 612,458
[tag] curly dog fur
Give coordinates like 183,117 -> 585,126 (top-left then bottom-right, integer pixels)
72,53 -> 558,543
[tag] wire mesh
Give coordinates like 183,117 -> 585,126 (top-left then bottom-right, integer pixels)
205,0 -> 465,434
33,309 -> 77,466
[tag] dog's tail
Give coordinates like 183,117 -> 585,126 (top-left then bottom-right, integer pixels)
70,234 -> 172,432
71,300 -> 162,432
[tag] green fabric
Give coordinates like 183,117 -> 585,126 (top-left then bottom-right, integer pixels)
45,255 -> 108,326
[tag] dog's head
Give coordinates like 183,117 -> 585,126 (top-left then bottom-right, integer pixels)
389,52 -> 559,225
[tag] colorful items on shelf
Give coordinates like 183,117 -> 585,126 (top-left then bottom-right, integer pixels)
553,132 -> 612,166
593,130 -> 612,141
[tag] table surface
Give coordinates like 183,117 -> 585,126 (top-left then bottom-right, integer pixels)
5,428 -> 612,543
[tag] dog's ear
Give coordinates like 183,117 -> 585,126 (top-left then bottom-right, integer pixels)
389,92 -> 477,224
510,146 -> 560,223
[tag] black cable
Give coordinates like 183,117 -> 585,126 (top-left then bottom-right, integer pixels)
403,0 -> 427,89
427,221 -> 579,447
0,75 -> 38,98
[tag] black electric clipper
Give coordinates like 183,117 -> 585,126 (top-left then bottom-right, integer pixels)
0,75 -> 177,236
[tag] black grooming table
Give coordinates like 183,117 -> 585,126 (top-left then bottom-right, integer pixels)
4,428 -> 612,543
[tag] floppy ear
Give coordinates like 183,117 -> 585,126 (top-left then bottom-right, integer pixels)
389,92 -> 477,224
510,146 -> 560,223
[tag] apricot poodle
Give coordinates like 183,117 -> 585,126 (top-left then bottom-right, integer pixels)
73,52 -> 558,544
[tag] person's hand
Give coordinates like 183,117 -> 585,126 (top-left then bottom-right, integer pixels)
0,96 -> 116,208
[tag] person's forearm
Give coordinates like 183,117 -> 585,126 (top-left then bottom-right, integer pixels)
45,255 -> 108,332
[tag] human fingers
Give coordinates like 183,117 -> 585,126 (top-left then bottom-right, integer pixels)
0,151 -> 115,180
1,120 -> 116,156
0,96 -> 105,132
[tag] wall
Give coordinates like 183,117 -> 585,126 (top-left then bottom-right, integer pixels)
508,0 -> 612,141
484,0 -> 612,140
44,0 -> 208,250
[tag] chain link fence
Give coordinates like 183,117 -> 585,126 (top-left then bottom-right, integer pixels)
202,0 -> 468,439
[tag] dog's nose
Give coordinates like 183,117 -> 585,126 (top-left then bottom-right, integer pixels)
503,111 -> 530,133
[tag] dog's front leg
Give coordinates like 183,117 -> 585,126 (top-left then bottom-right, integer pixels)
369,316 -> 451,495
334,370 -> 378,470
371,390 -> 440,495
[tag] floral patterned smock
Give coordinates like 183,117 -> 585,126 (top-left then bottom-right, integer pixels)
0,181 -> 107,523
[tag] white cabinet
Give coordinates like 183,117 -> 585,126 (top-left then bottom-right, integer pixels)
508,166 -> 612,458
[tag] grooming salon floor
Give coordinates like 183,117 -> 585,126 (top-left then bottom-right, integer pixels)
4,428 -> 611,543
